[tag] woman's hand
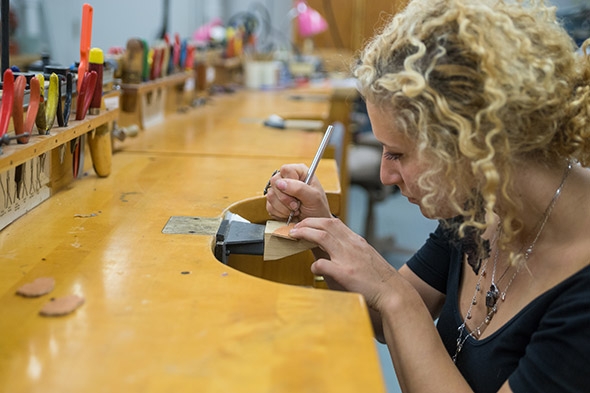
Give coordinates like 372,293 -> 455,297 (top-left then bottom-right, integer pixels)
289,216 -> 398,312
265,164 -> 332,221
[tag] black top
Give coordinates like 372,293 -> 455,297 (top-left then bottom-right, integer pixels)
406,223 -> 590,393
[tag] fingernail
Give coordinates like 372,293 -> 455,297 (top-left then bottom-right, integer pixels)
290,201 -> 299,210
276,180 -> 287,191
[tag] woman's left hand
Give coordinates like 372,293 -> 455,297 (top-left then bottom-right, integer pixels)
289,217 -> 398,311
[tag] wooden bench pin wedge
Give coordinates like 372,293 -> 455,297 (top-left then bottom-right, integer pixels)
263,220 -> 317,261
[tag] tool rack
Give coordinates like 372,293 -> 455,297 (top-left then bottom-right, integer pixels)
118,71 -> 193,130
0,108 -> 118,230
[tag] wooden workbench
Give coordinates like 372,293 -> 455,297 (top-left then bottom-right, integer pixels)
0,88 -> 385,392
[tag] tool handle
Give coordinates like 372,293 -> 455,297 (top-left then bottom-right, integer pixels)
88,123 -> 112,177
88,48 -> 104,114
77,3 -> 94,93
286,124 -> 334,226
0,68 -> 14,138
75,71 -> 97,120
12,75 -> 25,137
304,124 -> 334,184
22,76 -> 40,142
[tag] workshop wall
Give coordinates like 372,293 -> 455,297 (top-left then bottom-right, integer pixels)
9,0 -> 291,68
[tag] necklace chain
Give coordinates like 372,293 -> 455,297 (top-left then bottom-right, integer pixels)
452,162 -> 573,363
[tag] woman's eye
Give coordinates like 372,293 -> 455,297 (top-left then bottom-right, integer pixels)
383,152 -> 402,161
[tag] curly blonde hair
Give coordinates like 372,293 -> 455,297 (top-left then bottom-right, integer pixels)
354,0 -> 590,253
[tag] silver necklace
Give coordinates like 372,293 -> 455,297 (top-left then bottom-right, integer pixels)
453,162 -> 573,363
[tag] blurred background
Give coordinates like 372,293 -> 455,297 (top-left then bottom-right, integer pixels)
6,0 -> 586,70
2,1 -> 587,392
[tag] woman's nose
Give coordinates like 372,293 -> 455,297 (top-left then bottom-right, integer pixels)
380,162 -> 402,186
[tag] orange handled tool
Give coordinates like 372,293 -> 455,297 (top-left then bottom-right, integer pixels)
0,68 -> 14,139
11,75 -> 40,143
77,3 -> 93,93
21,76 -> 41,143
12,75 -> 26,140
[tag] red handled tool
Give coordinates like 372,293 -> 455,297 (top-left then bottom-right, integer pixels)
173,33 -> 181,71
72,70 -> 97,179
0,68 -> 14,140
75,71 -> 97,120
88,48 -> 103,115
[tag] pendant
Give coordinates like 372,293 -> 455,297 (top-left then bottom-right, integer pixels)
486,283 -> 499,311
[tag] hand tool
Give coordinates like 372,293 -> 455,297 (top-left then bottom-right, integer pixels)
34,73 -> 45,132
34,73 -> 60,134
63,73 -> 73,126
286,124 -> 334,225
45,66 -> 73,127
88,122 -> 112,177
141,39 -> 150,82
160,41 -> 170,77
264,114 -> 325,130
12,74 -> 41,197
77,3 -> 93,93
11,73 -> 41,144
72,70 -> 96,179
150,46 -> 162,80
122,38 -> 144,84
71,134 -> 84,179
87,47 -> 108,177
75,70 -> 97,120
11,75 -> 26,141
12,77 -> 25,195
44,73 -> 59,132
20,75 -> 40,143
173,33 -> 181,71
0,133 -> 29,145
184,42 -> 195,71
163,33 -> 172,76
179,39 -> 187,70
0,68 -> 14,141
88,48 -> 103,115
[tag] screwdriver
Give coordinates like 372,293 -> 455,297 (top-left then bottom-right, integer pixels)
286,124 -> 334,225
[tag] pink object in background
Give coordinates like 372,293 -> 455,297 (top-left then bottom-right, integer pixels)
295,1 -> 328,37
193,17 -> 223,45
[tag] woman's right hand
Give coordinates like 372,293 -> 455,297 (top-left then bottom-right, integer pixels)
265,164 -> 332,222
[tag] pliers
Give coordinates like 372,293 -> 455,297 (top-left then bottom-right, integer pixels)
13,74 -> 41,144
3,71 -> 41,197
45,66 -> 73,127
13,74 -> 39,197
72,70 -> 97,178
34,73 -> 60,135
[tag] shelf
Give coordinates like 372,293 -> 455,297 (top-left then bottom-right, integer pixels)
119,71 -> 191,93
0,108 -> 118,172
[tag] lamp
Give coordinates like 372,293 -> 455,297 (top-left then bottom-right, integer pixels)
295,1 -> 328,38
292,1 -> 328,54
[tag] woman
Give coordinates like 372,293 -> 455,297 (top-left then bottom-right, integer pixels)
265,0 -> 590,392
